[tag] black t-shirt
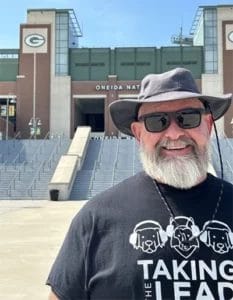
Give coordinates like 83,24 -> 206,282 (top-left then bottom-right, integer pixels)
47,172 -> 233,300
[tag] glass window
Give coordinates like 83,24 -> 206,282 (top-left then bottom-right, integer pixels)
58,64 -> 68,74
203,8 -> 217,73
205,9 -> 217,19
57,41 -> 68,48
57,24 -> 68,30
205,51 -> 214,61
58,30 -> 68,40
59,15 -> 68,23
206,27 -> 217,37
205,38 -> 216,45
58,53 -> 68,65
205,61 -> 214,70
213,51 -> 218,61
55,12 -> 69,76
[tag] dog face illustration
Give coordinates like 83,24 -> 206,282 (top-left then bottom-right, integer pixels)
166,217 -> 200,258
136,228 -> 163,253
200,221 -> 233,254
129,220 -> 168,254
172,226 -> 198,250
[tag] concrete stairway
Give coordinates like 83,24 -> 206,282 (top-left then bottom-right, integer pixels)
70,137 -> 142,200
70,137 -> 233,201
0,137 -> 71,200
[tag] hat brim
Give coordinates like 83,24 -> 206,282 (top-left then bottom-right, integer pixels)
109,91 -> 232,136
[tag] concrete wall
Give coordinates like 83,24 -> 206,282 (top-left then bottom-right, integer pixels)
67,126 -> 91,168
219,7 -> 233,137
50,76 -> 71,137
201,7 -> 233,137
49,126 -> 91,200
27,10 -> 72,137
201,73 -> 225,136
27,10 -> 56,77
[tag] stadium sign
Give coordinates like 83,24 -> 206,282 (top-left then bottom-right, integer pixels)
228,31 -> 233,42
24,34 -> 46,48
95,84 -> 140,91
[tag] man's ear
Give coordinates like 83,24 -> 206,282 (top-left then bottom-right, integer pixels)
206,114 -> 213,134
203,102 -> 213,134
131,122 -> 142,142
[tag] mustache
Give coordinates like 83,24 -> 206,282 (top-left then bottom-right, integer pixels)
156,137 -> 197,151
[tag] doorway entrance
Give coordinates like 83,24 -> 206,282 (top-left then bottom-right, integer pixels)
75,98 -> 105,132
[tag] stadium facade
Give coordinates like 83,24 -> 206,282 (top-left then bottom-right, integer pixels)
0,5 -> 233,138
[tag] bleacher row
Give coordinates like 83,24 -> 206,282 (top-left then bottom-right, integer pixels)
70,137 -> 233,200
69,138 -> 142,200
211,138 -> 233,184
0,136 -> 232,200
0,136 -> 70,199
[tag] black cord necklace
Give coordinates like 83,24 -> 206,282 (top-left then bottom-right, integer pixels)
153,177 -> 224,234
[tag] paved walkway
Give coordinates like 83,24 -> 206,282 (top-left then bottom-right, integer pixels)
0,200 -> 87,300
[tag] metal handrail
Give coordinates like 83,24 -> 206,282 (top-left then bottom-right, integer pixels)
225,160 -> 233,183
17,132 -> 50,169
6,133 -> 55,196
223,134 -> 233,152
0,142 -> 24,171
43,136 -> 62,170
87,138 -> 104,192
13,131 -> 21,139
2,133 -> 62,197
111,138 -> 120,185
88,159 -> 101,191
27,136 -> 63,197
1,164 -> 37,196
7,162 -> 27,196
27,160 -> 46,197
1,134 -> 34,170
226,160 -> 233,172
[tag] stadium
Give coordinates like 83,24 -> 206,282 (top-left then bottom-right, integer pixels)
0,4 -> 233,200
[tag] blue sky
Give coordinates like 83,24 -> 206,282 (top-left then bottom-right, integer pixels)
1,0 -> 233,49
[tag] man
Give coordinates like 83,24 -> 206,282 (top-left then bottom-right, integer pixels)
47,68 -> 233,299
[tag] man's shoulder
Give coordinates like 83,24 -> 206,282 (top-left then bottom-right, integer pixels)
70,172 -> 151,227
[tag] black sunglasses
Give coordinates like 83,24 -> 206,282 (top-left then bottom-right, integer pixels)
138,108 -> 206,133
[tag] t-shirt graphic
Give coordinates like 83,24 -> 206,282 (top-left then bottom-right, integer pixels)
166,216 -> 200,258
129,220 -> 168,254
129,217 -> 233,257
129,217 -> 233,299
200,220 -> 233,254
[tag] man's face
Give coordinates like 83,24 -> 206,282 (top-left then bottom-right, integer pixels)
131,98 -> 213,188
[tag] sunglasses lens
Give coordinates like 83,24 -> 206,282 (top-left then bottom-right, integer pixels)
140,109 -> 204,132
176,110 -> 201,129
145,113 -> 169,132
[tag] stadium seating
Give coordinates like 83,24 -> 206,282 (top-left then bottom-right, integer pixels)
0,136 -> 70,200
211,138 -> 233,184
70,137 -> 233,200
0,136 -> 232,200
70,137 -> 142,200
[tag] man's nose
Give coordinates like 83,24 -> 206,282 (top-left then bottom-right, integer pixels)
163,119 -> 186,140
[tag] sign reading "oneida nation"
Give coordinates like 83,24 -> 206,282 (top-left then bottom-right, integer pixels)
95,84 -> 140,91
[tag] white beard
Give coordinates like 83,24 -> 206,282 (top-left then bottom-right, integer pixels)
139,138 -> 210,189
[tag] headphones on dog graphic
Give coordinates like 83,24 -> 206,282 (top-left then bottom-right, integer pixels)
200,220 -> 233,246
129,220 -> 168,249
166,217 -> 200,238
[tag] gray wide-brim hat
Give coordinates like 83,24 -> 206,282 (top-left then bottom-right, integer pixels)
109,68 -> 232,136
